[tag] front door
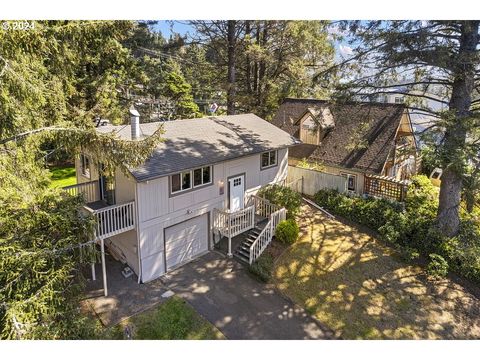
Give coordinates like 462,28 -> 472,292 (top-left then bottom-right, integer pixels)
229,175 -> 245,212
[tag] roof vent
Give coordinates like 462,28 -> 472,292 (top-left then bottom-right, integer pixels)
130,106 -> 140,140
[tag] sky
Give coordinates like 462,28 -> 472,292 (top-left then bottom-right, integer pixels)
153,20 -> 350,60
154,21 -> 192,38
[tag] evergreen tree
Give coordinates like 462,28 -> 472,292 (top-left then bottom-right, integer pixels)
0,20 -> 163,339
317,21 -> 480,237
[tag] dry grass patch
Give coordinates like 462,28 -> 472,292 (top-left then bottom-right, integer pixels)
273,204 -> 480,339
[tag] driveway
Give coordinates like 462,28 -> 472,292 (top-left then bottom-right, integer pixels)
162,251 -> 335,339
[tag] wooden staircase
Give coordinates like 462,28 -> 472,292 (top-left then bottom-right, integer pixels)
233,222 -> 267,264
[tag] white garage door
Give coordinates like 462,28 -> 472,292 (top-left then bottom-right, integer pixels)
165,214 -> 208,271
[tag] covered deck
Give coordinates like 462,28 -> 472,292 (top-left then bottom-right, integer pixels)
63,182 -> 137,297
82,253 -> 168,326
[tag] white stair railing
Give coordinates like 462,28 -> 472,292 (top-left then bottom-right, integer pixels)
249,207 -> 286,264
86,201 -> 136,240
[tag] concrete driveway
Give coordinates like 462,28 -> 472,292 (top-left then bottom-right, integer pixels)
162,251 -> 335,340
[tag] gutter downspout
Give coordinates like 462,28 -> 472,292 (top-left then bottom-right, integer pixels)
135,182 -> 143,284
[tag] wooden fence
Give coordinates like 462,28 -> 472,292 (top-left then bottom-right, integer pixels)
286,165 -> 347,196
364,174 -> 409,202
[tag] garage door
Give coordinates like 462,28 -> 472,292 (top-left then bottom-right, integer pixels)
165,214 -> 208,271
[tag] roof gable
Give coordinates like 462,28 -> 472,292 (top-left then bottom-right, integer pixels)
271,98 -> 407,174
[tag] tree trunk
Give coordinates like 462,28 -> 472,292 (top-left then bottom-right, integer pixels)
436,21 -> 479,236
245,20 -> 252,94
253,22 -> 260,94
227,20 -> 236,115
257,21 -> 268,108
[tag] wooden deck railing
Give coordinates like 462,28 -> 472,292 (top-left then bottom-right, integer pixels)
213,205 -> 255,239
249,208 -> 286,264
63,181 -> 100,203
85,201 -> 136,240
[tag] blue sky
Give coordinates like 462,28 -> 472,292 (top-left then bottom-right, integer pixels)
152,20 -> 350,60
153,21 -> 192,37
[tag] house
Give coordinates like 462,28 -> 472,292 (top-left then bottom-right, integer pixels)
64,111 -> 297,294
271,98 -> 419,199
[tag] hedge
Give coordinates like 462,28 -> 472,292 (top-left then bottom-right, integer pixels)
313,175 -> 480,284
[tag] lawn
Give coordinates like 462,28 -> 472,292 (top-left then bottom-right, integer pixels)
48,166 -> 76,188
274,204 -> 480,339
103,296 -> 225,340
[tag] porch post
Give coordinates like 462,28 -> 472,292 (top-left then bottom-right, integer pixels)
91,263 -> 96,281
227,235 -> 232,257
101,238 -> 108,296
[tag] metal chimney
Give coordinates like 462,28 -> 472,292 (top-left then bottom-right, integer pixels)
129,106 -> 140,140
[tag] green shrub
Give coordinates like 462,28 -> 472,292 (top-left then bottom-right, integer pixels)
257,184 -> 302,219
275,219 -> 299,245
426,254 -> 449,279
397,246 -> 420,263
248,252 -> 274,283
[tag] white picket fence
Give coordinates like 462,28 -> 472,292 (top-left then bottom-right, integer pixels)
286,165 -> 347,196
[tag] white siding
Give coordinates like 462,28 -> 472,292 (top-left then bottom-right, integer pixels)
136,147 -> 289,282
114,169 -> 135,204
75,154 -> 99,184
106,229 -> 139,274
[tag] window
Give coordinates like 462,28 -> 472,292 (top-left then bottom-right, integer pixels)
171,166 -> 212,194
341,173 -> 357,192
261,150 -> 277,169
80,154 -> 90,178
394,96 -> 404,104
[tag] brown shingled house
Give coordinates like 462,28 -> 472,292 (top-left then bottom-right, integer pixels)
271,98 -> 419,197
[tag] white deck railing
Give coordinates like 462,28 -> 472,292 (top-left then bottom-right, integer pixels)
249,208 -> 286,264
248,194 -> 283,217
213,205 -> 255,239
86,201 -> 136,240
63,181 -> 100,203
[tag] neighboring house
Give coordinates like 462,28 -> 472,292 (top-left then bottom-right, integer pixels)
271,98 -> 419,199
65,112 -> 297,294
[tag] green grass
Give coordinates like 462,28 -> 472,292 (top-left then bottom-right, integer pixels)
49,166 -> 76,188
103,296 -> 225,340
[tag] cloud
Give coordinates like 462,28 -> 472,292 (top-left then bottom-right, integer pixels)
338,44 -> 353,57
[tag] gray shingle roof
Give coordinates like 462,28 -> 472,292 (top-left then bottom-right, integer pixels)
96,113 -> 298,182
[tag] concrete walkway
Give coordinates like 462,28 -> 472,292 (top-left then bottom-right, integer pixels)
162,251 -> 335,339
